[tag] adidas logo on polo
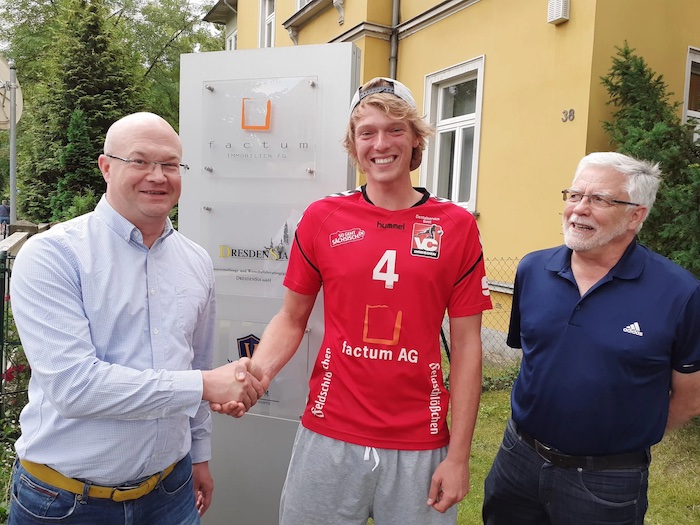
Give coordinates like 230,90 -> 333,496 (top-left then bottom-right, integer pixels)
623,322 -> 643,337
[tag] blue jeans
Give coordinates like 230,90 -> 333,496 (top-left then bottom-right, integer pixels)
482,419 -> 649,525
8,454 -> 199,525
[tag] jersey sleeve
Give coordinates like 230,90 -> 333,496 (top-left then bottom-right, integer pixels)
447,215 -> 492,318
283,204 -> 323,296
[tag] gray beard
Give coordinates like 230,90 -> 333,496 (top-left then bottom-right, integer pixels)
562,216 -> 628,252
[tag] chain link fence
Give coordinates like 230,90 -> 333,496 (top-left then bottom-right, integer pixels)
442,257 -> 521,390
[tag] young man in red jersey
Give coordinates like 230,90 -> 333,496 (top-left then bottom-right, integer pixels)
216,77 -> 492,525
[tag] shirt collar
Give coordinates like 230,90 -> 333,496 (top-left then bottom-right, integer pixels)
94,195 -> 174,245
545,239 -> 645,281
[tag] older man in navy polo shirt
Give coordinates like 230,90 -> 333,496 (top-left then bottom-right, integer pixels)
482,152 -> 700,525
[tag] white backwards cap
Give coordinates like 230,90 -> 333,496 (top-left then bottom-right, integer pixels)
349,77 -> 417,113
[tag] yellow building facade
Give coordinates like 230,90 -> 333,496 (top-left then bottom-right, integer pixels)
204,0 -> 700,276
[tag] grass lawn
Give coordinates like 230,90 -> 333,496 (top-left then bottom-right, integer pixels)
457,389 -> 700,524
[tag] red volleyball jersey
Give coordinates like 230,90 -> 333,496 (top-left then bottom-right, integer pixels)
285,187 -> 492,449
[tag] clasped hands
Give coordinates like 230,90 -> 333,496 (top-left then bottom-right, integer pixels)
202,358 -> 268,418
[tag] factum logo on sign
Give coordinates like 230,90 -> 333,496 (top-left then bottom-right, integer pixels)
241,98 -> 272,131
202,76 -> 318,178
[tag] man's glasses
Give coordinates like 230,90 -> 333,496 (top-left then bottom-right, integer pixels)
106,154 -> 189,177
561,190 -> 640,208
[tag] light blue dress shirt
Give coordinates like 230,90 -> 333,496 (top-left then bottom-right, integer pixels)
11,196 -> 216,485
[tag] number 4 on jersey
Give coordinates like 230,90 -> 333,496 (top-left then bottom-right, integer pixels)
373,250 -> 399,289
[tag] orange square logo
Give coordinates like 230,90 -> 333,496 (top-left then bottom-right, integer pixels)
363,305 -> 402,345
241,98 -> 272,131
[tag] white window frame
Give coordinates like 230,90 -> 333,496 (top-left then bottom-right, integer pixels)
259,0 -> 275,48
296,0 -> 313,10
422,56 -> 485,213
683,47 -> 700,140
227,30 -> 238,51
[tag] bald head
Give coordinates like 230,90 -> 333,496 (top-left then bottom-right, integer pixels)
104,112 -> 181,157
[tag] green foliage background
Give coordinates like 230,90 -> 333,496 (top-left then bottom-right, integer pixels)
601,42 -> 700,276
0,0 -> 223,223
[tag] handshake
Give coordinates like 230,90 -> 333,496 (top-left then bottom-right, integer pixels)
202,358 -> 268,418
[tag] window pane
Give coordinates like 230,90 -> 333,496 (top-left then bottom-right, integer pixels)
458,127 -> 475,203
437,130 -> 456,199
441,79 -> 477,120
689,64 -> 700,112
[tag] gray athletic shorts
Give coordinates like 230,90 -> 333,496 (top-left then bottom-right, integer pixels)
279,425 -> 458,525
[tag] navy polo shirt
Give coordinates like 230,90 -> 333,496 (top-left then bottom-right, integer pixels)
509,241 -> 700,456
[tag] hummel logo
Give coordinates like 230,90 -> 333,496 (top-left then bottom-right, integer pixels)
623,322 -> 643,337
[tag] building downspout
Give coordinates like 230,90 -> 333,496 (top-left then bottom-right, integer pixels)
389,0 -> 399,78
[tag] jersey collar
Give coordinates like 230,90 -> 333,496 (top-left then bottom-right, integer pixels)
360,184 -> 430,207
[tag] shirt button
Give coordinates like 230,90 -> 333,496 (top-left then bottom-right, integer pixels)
575,305 -> 581,310
150,288 -> 156,295
153,328 -> 160,335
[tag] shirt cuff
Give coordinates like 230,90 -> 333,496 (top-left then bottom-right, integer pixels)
171,370 -> 205,418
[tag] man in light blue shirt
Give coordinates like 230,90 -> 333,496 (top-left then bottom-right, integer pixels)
8,112 -> 265,525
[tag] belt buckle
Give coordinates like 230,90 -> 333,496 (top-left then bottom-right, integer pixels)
110,485 -> 128,501
110,484 -> 141,502
112,483 -> 140,491
534,439 -> 553,463
109,474 -> 158,502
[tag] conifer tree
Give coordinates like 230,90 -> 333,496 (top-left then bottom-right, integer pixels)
51,0 -> 142,218
18,83 -> 65,221
601,43 -> 700,276
12,0 -> 142,221
51,108 -> 99,221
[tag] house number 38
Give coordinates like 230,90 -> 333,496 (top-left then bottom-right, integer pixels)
562,109 -> 575,122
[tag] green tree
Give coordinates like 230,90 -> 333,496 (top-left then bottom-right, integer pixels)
0,0 -> 63,90
2,0 -> 222,221
51,109 -> 102,221
601,43 -> 700,276
48,0 -> 143,219
8,0 -> 136,221
1,0 -> 65,220
66,188 -> 99,219
17,83 -> 65,221
127,0 -> 224,127
61,0 -> 143,137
